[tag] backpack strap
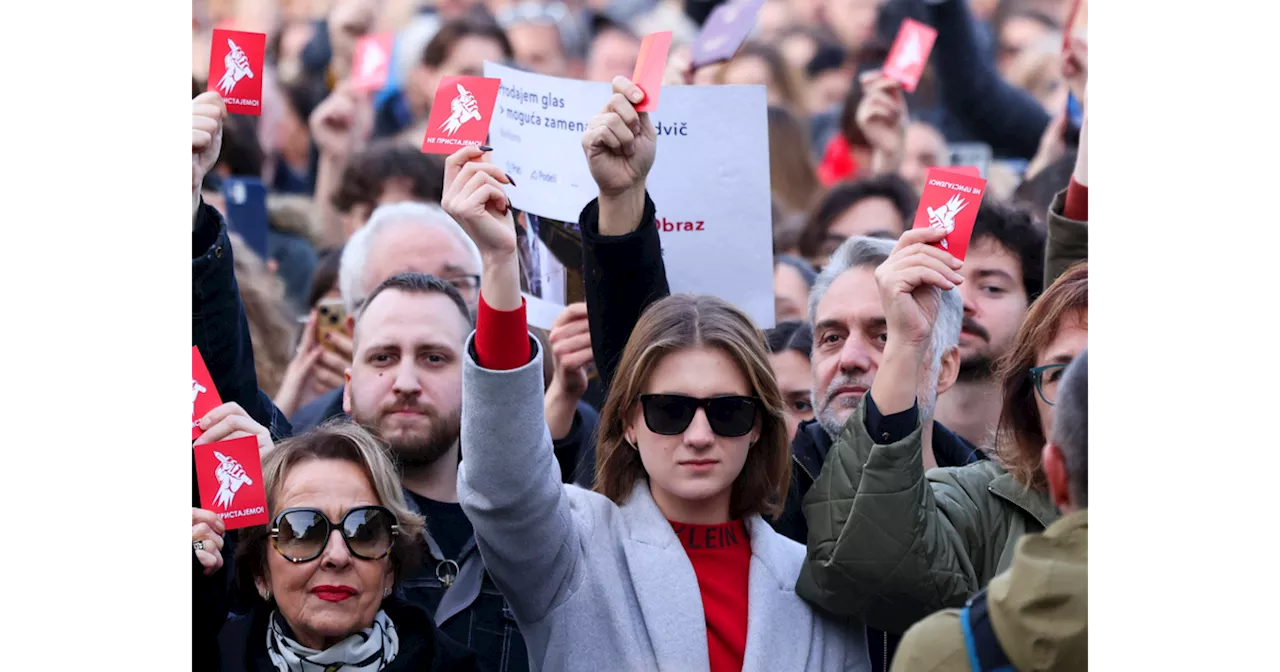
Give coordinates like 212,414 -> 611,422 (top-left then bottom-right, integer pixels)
959,589 -> 1017,672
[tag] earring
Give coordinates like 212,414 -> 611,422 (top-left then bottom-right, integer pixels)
263,589 -> 271,601
383,588 -> 392,598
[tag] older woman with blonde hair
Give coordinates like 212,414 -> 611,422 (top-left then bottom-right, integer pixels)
219,422 -> 477,671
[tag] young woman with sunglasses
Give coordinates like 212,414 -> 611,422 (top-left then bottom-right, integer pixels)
440,79 -> 870,672
223,423 -> 478,672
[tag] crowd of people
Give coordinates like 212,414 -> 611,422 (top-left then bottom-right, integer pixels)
191,0 -> 1088,670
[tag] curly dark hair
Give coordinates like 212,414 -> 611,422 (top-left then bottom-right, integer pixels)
971,199 -> 1048,300
796,174 -> 917,259
331,141 -> 447,214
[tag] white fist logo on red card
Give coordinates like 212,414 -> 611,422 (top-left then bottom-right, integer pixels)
421,76 -> 501,153
195,436 -> 269,530
192,346 -> 222,441
911,168 -> 987,261
208,29 -> 266,116
883,19 -> 937,93
352,33 -> 394,93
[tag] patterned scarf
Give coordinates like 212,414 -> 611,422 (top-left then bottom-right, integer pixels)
266,608 -> 399,672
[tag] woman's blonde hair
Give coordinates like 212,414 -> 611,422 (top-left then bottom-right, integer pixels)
236,422 -> 426,603
594,294 -> 791,519
228,232 -> 297,398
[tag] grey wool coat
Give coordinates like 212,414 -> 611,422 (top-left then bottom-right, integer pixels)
457,335 -> 871,672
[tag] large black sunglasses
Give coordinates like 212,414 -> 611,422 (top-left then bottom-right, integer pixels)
639,394 -> 759,437
271,506 -> 400,564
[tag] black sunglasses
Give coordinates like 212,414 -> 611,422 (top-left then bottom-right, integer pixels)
271,506 -> 400,564
639,394 -> 759,437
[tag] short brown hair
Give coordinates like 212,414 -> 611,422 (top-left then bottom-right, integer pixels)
594,295 -> 791,519
235,422 -> 425,604
994,261 -> 1088,490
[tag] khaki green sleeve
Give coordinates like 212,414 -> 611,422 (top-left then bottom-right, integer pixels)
889,610 -> 970,672
796,403 -> 998,634
1045,188 -> 1088,287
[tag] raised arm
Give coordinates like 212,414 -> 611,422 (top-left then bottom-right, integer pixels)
923,0 -> 1051,159
192,92 -> 293,440
443,147 -> 585,625
1045,60 -> 1088,286
578,77 -> 668,391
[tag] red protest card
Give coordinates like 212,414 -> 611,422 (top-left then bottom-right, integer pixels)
420,76 -> 502,154
882,19 -> 937,93
942,166 -> 981,178
912,167 -> 987,261
208,29 -> 267,116
352,33 -> 395,93
192,346 -> 222,441
194,436 -> 269,530
632,31 -> 673,112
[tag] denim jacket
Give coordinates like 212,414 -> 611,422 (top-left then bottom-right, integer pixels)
192,201 -> 530,672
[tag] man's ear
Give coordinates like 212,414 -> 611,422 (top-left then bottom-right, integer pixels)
1042,443 -> 1072,512
935,345 -> 961,396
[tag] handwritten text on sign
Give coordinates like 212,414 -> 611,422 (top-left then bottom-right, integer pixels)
484,62 -> 775,328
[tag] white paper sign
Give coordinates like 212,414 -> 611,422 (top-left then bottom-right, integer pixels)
484,61 -> 776,329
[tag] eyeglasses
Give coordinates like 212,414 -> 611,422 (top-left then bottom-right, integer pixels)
639,394 -> 759,437
271,506 -> 400,563
1030,364 -> 1068,406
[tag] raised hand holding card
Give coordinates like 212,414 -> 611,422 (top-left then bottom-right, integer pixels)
208,29 -> 267,116
192,346 -> 222,441
883,19 -> 937,94
421,76 -> 502,154
194,436 -> 269,530
911,167 -> 987,261
633,31 -> 673,112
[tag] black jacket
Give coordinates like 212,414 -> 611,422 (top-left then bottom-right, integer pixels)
217,597 -> 479,672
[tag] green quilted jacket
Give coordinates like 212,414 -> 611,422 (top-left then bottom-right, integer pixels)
794,400 -> 1059,635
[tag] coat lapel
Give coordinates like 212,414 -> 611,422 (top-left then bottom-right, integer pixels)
619,482 -> 710,672
741,516 -> 816,671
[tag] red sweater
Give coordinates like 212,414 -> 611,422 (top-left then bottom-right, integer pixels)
671,519 -> 751,672
474,296 -> 751,672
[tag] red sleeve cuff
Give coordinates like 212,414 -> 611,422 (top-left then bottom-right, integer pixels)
475,293 -> 531,371
1064,178 -> 1088,222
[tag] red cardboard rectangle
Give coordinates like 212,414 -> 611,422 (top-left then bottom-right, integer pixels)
352,33 -> 395,93
208,29 -> 267,116
194,436 -> 269,531
911,167 -> 988,261
192,346 -> 222,441
632,31 -> 673,112
942,166 -> 981,177
882,19 -> 937,93
420,76 -> 502,154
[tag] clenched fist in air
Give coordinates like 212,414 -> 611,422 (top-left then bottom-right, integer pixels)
192,92 -> 227,223
582,76 -> 657,235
